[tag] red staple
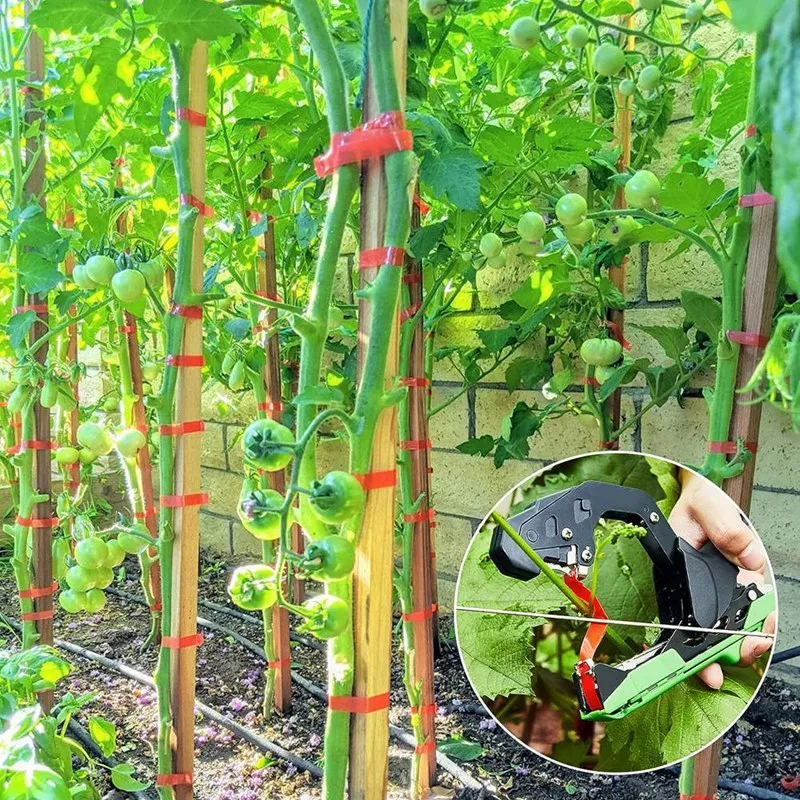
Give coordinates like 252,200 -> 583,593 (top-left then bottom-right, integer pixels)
399,439 -> 432,452
268,657 -> 291,669
708,440 -> 758,454
257,401 -> 283,413
156,774 -> 193,787
399,377 -> 430,389
739,192 -> 775,208
402,603 -> 438,623
21,609 -> 55,622
400,302 -> 422,323
414,740 -> 436,754
402,272 -> 422,285
410,703 -> 438,716
13,303 -> 47,315
165,354 -> 205,368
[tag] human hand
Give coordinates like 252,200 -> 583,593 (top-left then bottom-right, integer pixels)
668,469 -> 776,689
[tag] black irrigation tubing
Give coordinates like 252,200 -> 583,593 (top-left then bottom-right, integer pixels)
106,587 -> 486,791
664,766 -> 798,800
773,644 -> 800,664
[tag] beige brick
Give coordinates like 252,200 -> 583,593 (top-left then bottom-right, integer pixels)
749,489 -> 800,581
199,512 -> 231,554
475,246 -> 537,309
436,576 -> 456,613
200,382 -> 258,425
749,405 -> 800,492
645,241 -> 722,302
332,254 -> 354,305
432,514 -> 474,580
428,386 -> 469,450
203,468 -> 242,516
773,576 -> 800,657
640,396 -> 708,465
231,521 -> 263,558
200,422 -> 226,471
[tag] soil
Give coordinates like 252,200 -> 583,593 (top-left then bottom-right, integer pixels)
2,553 -> 799,800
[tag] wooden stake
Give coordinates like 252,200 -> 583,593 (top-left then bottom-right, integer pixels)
169,41 -> 207,800
681,187 -> 778,800
350,1 -> 408,795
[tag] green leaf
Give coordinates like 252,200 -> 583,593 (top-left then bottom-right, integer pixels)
681,290 -> 722,340
509,268 -> 555,311
634,324 -> 688,362
7,312 -> 37,350
505,357 -> 548,391
475,126 -> 522,164
659,173 -> 726,218
420,145 -> 484,211
455,435 -> 495,456
88,716 -> 116,757
709,57 -> 752,140
110,763 -> 150,792
408,222 -> 446,261
437,736 -> 485,762
295,206 -> 319,249
28,0 -> 122,33
17,252 -> 64,295
293,385 -> 344,406
726,0 -> 783,32
143,0 -> 245,44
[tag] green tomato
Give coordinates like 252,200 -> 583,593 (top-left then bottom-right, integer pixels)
83,589 -> 106,613
52,539 -> 71,581
59,590 -> 86,614
104,539 -> 126,568
85,254 -> 117,286
566,24 -> 590,49
555,193 -> 588,227
0,234 -> 10,261
594,365 -> 616,385
327,306 -> 344,331
102,395 -> 119,413
116,428 -> 146,459
685,2 -> 702,23
638,64 -> 661,91
0,377 -> 16,395
228,360 -> 247,391
55,446 -> 80,466
592,43 -> 626,77
93,567 -> 114,590
420,0 -> 447,20
517,211 -> 546,242
565,219 -> 595,245
57,389 -> 77,413
309,471 -> 365,524
40,379 -> 59,409
7,384 -> 31,414
138,258 -> 164,287
298,594 -> 350,640
486,252 -> 507,270
73,264 -> 97,290
238,482 -> 284,540
74,538 -> 109,570
77,422 -> 114,455
78,448 -> 98,465
517,239 -> 539,257
479,232 -> 503,258
66,565 -> 96,592
111,269 -> 146,304
118,530 -> 150,555
221,350 -> 238,375
301,536 -> 356,582
580,338 -> 623,366
639,0 -> 663,9
509,16 -> 540,50
604,216 -> 642,246
619,78 -> 636,97
227,565 -> 278,611
624,169 -> 661,209
242,418 -> 295,472
142,362 -> 161,382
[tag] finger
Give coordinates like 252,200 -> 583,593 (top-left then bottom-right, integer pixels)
698,662 -> 724,690
738,568 -> 764,586
738,611 -> 777,667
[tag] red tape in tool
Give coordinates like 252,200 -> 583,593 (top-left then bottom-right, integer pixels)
314,111 -> 412,178
403,603 -> 438,623
359,247 -> 406,269
564,572 -> 608,661
726,330 -> 770,348
170,303 -> 203,320
156,774 -> 193,787
165,354 -> 205,368
21,609 -> 55,622
708,440 -> 758,454
268,657 -> 291,669
176,107 -> 207,127
19,582 -> 58,600
179,193 -> 214,217
400,302 -> 421,323
328,692 -> 390,714
575,660 -> 603,712
161,493 -> 208,508
257,401 -> 283,413
739,192 -> 775,208
159,420 -> 205,436
399,439 -> 432,452
161,633 -> 204,649
354,469 -> 396,490
13,303 -> 47,315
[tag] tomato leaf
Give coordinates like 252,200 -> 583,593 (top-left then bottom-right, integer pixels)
28,0 -> 122,33
111,763 -> 150,792
633,325 -> 689,363
681,290 -> 722,340
88,716 -> 116,757
7,312 -> 37,351
437,736 -> 485,762
143,0 -> 244,44
455,435 -> 495,456
420,145 -> 484,211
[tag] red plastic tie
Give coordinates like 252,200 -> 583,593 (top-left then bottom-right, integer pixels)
582,377 -> 600,388
410,703 -> 437,716
427,466 -> 434,474
726,330 -> 770,348
314,111 -> 412,178
118,324 -> 136,334
680,796 -> 718,800
575,660 -> 604,713
603,320 -> 631,351
13,303 -> 47,315
19,582 -> 58,600
744,124 -> 758,139
739,192 -> 775,208
150,601 -> 163,612
66,481 -> 81,490
415,740 -> 436,754
403,603 -> 438,623
20,440 -> 57,451
359,246 -> 406,269
400,377 -> 430,389
170,303 -> 203,320
399,439 -> 432,452
165,354 -> 205,368
402,272 -> 422,285
600,441 -> 617,450
413,191 -> 431,216
156,774 -> 193,787
21,609 -> 55,622
16,515 -> 60,529
564,572 -> 608,661
161,492 -> 209,508
176,107 -> 207,127
159,420 -> 205,436
403,508 -> 436,524
161,633 -> 204,649
400,302 -> 422,323
328,692 -> 390,714
268,657 -> 291,669
780,775 -> 800,792
257,401 -> 283,413
354,469 -> 396,490
248,211 -> 276,225
707,440 -> 758,454
179,193 -> 214,218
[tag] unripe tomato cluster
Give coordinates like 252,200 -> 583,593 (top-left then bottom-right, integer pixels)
72,252 -> 163,306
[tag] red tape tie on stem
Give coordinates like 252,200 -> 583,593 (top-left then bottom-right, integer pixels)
564,572 -> 608,661
176,107 -> 207,127
19,582 -> 58,600
179,193 -> 214,218
399,439 -> 432,452
400,302 -> 422,323
118,324 -> 136,334
399,377 -> 430,389
20,440 -> 57,451
403,508 -> 436,524
268,657 -> 291,669
257,401 -> 283,413
170,303 -> 203,320
255,290 -> 281,302
354,469 -> 396,491
165,354 -> 205,368
403,603 -> 438,623
161,633 -> 204,650
161,493 -> 209,508
708,440 -> 758,454
745,124 -> 758,139
413,191 -> 431,216
328,692 -> 390,714
150,601 -> 163,612
13,303 -> 48,315
410,703 -> 437,716
603,320 -> 632,351
359,246 -> 406,269
739,192 -> 775,208
415,740 -> 436,755
135,507 -> 158,520
314,111 -> 412,178
582,376 -> 600,388
21,609 -> 55,622
402,272 -> 422,285
159,420 -> 205,436
16,515 -> 60,529
726,330 -> 770,348
156,774 -> 193,787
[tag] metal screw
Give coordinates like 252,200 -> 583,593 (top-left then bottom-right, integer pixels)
561,527 -> 573,540
581,547 -> 592,562
747,588 -> 758,601
649,512 -> 660,523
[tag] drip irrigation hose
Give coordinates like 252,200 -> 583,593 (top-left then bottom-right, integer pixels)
773,644 -> 800,664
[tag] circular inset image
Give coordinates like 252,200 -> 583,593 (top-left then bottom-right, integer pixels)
454,451 -> 777,774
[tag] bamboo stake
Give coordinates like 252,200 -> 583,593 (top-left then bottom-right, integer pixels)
679,185 -> 778,800
350,0 -> 409,795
